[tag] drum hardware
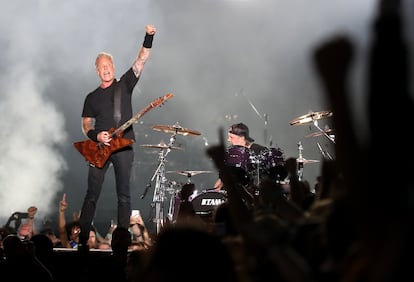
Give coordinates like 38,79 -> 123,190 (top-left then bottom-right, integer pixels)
297,142 -> 304,181
310,119 -> 335,144
296,142 -> 320,181
290,110 -> 334,142
152,122 -> 201,136
167,170 -> 213,176
290,110 -> 335,161
305,128 -> 334,138
142,123 -> 201,232
141,132 -> 180,235
290,110 -> 335,144
289,110 -> 333,126
317,142 -> 333,160
167,170 -> 213,183
248,154 -> 263,190
296,158 -> 320,164
166,181 -> 182,223
139,143 -> 183,150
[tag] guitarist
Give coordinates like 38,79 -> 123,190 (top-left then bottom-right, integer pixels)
77,24 -> 156,251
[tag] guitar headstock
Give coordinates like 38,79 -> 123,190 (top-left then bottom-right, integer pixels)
152,92 -> 174,108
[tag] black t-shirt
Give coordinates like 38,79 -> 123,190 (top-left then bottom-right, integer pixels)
82,68 -> 139,141
248,143 -> 268,156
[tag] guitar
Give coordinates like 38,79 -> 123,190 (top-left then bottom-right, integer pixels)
73,93 -> 174,168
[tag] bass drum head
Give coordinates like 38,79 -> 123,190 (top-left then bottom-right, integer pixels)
191,191 -> 227,216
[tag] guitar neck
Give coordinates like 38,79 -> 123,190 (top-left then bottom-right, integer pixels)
111,93 -> 174,137
112,108 -> 150,137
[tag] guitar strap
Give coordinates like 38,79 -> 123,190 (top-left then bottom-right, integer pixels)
113,82 -> 121,127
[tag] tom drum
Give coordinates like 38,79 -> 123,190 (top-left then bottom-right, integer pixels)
259,147 -> 288,181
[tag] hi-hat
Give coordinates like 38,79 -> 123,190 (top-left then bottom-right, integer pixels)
167,170 -> 213,177
140,143 -> 183,150
306,128 -> 335,138
152,123 -> 201,136
297,158 -> 320,164
289,110 -> 333,126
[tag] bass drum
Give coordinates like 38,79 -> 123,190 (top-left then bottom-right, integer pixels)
191,191 -> 227,216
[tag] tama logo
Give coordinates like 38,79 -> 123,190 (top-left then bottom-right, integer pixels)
201,198 -> 225,206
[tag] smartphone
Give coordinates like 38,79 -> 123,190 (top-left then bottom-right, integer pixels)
131,209 -> 140,217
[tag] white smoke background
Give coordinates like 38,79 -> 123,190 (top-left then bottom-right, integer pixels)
5,0 -> 411,232
0,70 -> 67,225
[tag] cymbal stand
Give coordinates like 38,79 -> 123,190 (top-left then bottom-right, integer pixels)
297,141 -> 304,181
249,154 -> 262,195
312,119 -> 335,144
149,133 -> 177,235
317,142 -> 333,160
166,181 -> 179,223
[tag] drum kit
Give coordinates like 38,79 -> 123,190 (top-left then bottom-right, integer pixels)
139,111 -> 335,233
224,145 -> 287,189
139,122 -> 226,233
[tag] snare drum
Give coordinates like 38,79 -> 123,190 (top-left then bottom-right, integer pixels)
191,191 -> 227,215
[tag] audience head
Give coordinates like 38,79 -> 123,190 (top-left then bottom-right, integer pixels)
140,224 -> 238,282
111,226 -> 132,254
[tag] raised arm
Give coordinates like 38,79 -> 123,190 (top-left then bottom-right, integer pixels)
58,193 -> 70,248
132,24 -> 157,77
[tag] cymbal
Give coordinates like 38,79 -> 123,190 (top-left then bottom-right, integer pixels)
306,128 -> 334,138
289,110 -> 333,126
167,170 -> 213,177
139,143 -> 183,150
297,158 -> 320,164
152,123 -> 201,136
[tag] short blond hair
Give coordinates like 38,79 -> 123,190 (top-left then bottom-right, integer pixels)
95,52 -> 114,68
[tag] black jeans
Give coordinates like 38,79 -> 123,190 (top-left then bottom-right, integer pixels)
79,146 -> 134,244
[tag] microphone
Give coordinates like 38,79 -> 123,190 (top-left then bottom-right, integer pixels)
141,183 -> 152,199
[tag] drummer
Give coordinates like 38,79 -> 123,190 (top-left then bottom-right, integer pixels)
213,122 -> 268,190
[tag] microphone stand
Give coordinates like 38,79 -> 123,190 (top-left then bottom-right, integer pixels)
239,89 -> 272,146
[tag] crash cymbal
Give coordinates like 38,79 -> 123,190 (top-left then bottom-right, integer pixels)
140,143 -> 183,150
289,110 -> 333,126
167,170 -> 213,177
297,158 -> 320,164
152,123 -> 201,136
306,128 -> 335,138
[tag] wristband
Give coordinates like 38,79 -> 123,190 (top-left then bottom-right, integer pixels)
87,129 -> 99,142
143,33 -> 154,48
